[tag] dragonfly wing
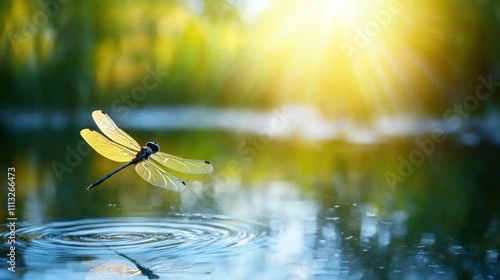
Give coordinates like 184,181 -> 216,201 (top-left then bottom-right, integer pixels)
150,261 -> 215,274
135,160 -> 186,192
86,262 -> 141,279
151,153 -> 213,174
92,110 -> 141,151
81,129 -> 136,162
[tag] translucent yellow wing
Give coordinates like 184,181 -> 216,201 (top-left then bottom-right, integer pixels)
150,153 -> 213,174
92,110 -> 141,151
150,261 -> 215,274
86,262 -> 141,279
135,160 -> 186,192
80,129 -> 136,162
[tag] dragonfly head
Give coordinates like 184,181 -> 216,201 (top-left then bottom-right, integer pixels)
146,141 -> 160,153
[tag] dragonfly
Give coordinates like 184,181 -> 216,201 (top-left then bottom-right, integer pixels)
86,245 -> 214,279
80,110 -> 213,191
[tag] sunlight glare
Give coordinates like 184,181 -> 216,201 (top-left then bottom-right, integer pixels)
243,0 -> 465,118
322,0 -> 370,28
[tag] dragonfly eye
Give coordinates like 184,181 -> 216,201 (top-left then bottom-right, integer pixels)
146,141 -> 160,152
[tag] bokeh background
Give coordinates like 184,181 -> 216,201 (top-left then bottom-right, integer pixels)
1,0 -> 500,279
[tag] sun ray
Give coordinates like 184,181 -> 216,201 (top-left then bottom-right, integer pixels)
241,0 -> 477,118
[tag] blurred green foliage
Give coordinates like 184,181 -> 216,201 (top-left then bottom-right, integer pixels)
1,0 -> 499,118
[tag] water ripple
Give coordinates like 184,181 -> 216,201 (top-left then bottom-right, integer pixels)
1,214 -> 270,259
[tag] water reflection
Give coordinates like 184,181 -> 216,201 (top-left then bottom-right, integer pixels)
3,106 -> 500,145
86,244 -> 214,279
86,260 -> 214,280
1,108 -> 500,278
1,192 -> 499,278
0,215 -> 268,279
7,215 -> 269,256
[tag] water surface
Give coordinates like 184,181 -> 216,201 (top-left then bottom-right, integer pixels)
1,108 -> 499,279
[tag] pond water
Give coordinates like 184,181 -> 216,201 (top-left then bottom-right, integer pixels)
1,215 -> 268,279
1,107 -> 500,279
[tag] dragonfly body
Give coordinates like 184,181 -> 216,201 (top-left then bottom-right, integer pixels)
88,244 -> 215,279
87,141 -> 161,190
104,245 -> 160,279
81,110 -> 213,191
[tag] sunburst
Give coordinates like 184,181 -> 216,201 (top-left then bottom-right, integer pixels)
244,0 -> 473,118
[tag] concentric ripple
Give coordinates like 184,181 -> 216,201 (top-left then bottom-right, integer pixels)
1,214 -> 270,259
